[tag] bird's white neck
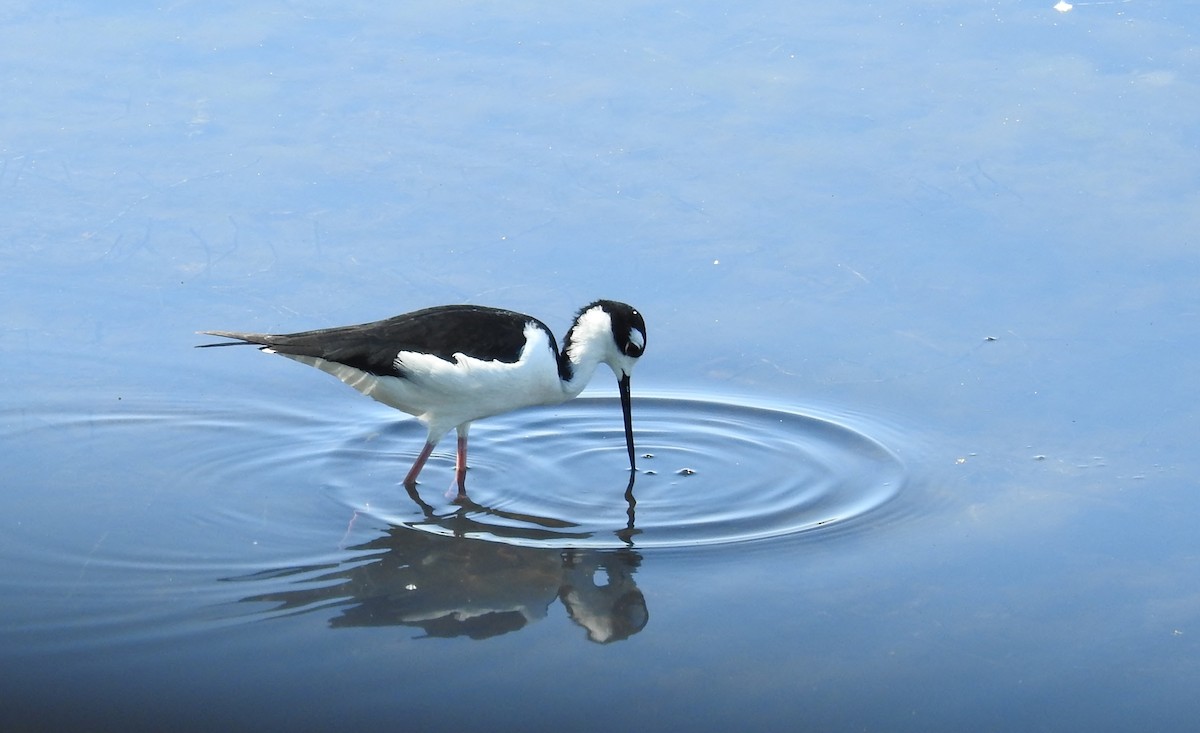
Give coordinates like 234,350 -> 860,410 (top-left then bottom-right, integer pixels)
559,307 -> 619,398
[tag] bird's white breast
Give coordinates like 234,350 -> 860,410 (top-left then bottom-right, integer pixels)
280,324 -> 566,441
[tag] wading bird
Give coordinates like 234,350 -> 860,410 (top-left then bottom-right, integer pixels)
198,300 -> 646,501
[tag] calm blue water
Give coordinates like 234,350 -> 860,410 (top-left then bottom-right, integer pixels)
3,2 -> 1199,731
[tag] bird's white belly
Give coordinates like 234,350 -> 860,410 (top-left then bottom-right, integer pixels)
278,325 -> 567,440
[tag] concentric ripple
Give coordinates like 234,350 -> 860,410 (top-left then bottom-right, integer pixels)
332,395 -> 906,550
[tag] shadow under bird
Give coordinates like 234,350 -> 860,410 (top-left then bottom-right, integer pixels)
197,299 -> 647,501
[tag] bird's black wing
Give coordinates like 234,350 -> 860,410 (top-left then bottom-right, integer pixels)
199,305 -> 559,378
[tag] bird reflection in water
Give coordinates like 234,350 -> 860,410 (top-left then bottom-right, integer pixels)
225,477 -> 647,644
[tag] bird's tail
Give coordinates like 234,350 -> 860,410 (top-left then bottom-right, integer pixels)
194,330 -> 275,349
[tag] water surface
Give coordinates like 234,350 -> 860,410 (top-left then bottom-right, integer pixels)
3,2 -> 1199,731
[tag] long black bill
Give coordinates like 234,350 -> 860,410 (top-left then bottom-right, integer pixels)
618,373 -> 636,472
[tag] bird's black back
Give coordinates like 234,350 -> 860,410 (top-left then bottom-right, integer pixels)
243,305 -> 558,378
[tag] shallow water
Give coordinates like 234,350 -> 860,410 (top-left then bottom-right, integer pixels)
1,392 -> 910,640
336,395 -> 906,548
4,2 -> 1200,731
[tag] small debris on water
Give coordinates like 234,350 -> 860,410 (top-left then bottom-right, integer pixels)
677,468 -> 697,476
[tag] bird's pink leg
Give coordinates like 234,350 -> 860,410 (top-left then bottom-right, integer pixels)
404,441 -> 436,487
448,424 -> 470,502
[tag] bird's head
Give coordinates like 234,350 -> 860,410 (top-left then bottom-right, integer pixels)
598,300 -> 646,381
570,300 -> 646,473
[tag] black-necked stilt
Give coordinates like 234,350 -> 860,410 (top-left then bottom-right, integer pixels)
198,300 -> 646,500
